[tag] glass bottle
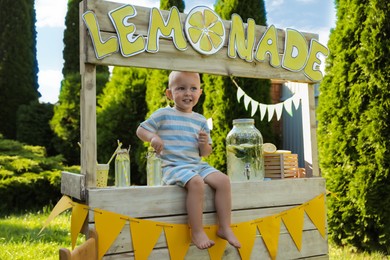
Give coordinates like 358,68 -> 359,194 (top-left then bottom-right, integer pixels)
115,148 -> 131,187
226,118 -> 264,181
146,148 -> 162,186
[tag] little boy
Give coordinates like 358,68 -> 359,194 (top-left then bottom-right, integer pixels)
136,71 -> 241,250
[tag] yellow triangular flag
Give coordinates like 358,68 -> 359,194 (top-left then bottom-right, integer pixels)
256,215 -> 281,260
130,218 -> 163,260
232,221 -> 257,260
94,209 -> 127,259
39,195 -> 73,235
71,202 -> 89,249
281,206 -> 305,251
204,225 -> 228,260
304,194 -> 326,238
164,224 -> 191,260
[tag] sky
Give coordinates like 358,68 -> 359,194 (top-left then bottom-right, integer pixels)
35,0 -> 336,104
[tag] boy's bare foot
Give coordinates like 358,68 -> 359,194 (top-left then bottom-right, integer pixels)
192,230 -> 215,250
217,228 -> 241,248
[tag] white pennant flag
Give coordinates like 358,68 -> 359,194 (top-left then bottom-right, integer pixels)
275,103 -> 284,121
267,105 -> 276,122
284,97 -> 293,116
251,100 -> 259,116
237,87 -> 245,103
244,94 -> 251,110
259,103 -> 267,121
293,95 -> 301,110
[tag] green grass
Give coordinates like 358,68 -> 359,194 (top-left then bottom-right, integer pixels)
0,210 -> 389,259
0,209 -> 84,260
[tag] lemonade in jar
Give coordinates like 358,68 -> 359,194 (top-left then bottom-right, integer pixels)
226,119 -> 264,181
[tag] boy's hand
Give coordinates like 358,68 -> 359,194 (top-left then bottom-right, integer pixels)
151,135 -> 164,154
198,131 -> 212,157
198,131 -> 208,145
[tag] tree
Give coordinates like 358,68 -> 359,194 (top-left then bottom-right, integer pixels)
51,0 -> 109,165
317,0 -> 390,253
97,67 -> 148,184
0,0 -> 40,139
16,101 -> 57,156
202,0 -> 274,172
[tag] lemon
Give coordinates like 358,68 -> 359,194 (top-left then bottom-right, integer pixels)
263,143 -> 277,153
185,6 -> 226,55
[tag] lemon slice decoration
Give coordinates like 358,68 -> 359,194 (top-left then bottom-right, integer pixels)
185,6 -> 226,55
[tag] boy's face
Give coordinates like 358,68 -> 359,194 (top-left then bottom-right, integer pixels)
166,72 -> 202,113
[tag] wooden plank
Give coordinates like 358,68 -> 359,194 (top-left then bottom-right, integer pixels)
81,2 -> 319,82
80,1 -> 97,187
300,83 -> 320,177
61,171 -> 85,200
87,178 -> 325,221
85,2 -> 317,41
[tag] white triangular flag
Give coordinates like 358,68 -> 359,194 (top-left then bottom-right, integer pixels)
244,94 -> 251,110
259,103 -> 267,121
237,87 -> 245,103
284,97 -> 293,116
275,103 -> 284,121
251,100 -> 259,116
267,105 -> 276,122
207,118 -> 213,130
292,95 -> 301,110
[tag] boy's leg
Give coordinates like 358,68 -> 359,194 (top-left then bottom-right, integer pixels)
204,172 -> 241,248
185,175 -> 215,249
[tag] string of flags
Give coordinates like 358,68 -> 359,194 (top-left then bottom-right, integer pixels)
40,193 -> 326,260
231,77 -> 301,122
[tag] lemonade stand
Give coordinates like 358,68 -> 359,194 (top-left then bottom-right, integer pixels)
60,1 -> 329,259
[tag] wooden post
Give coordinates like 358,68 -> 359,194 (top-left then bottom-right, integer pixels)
80,0 -> 97,188
301,83 -> 320,177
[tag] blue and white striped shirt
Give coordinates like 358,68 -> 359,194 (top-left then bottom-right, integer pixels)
140,107 -> 216,186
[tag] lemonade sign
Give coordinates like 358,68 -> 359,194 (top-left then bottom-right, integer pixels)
82,5 -> 329,81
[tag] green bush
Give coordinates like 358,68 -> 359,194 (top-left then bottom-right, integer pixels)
0,135 -> 79,214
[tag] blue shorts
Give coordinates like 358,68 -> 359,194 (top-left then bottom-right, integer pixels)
162,163 -> 218,187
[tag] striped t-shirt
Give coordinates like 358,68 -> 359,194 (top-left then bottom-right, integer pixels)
139,107 -> 215,185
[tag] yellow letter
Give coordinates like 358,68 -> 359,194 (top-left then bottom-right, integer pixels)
82,11 -> 118,59
282,28 -> 308,71
255,25 -> 280,67
147,7 -> 187,52
109,5 -> 145,57
228,14 -> 256,62
304,39 -> 329,81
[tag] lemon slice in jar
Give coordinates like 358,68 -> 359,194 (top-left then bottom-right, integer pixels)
263,143 -> 277,153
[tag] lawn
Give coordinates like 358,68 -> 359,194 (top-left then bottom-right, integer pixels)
0,209 -> 388,259
0,209 -> 84,260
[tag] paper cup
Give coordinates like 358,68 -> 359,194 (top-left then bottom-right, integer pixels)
96,164 -> 109,187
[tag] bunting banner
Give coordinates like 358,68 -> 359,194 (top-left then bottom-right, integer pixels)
255,215 -> 281,260
204,225 -> 228,260
232,221 -> 257,260
232,76 -> 302,121
130,218 -> 163,260
94,209 -> 127,259
71,202 -> 89,249
42,193 -> 326,260
164,223 -> 191,260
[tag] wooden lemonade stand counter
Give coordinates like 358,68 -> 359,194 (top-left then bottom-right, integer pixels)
61,0 -> 329,258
